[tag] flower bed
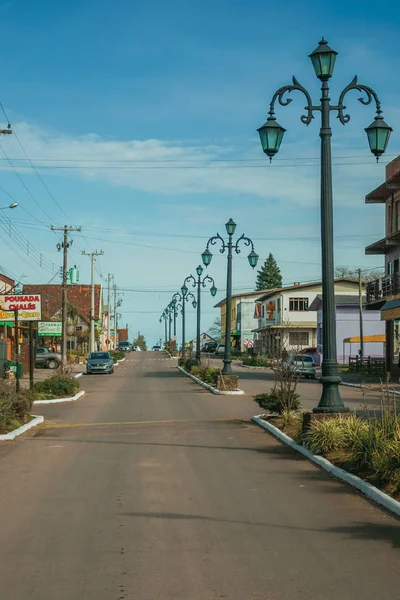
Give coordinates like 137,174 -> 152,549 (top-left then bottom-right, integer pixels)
178,358 -> 220,387
32,375 -> 79,401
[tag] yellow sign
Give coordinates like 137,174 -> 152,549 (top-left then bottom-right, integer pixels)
381,307 -> 400,320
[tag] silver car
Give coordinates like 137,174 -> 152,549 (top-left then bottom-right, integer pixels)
86,351 -> 114,374
288,353 -> 316,379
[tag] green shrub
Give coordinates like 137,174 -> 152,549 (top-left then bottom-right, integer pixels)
253,388 -> 300,414
304,417 -> 348,455
190,365 -> 219,387
33,375 -> 79,399
110,350 -> 124,363
243,355 -> 270,367
0,380 -> 33,429
179,357 -> 197,371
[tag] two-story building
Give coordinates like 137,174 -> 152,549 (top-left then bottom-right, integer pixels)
253,279 -> 361,356
214,291 -> 264,352
365,156 -> 400,375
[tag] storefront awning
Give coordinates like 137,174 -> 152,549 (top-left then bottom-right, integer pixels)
381,298 -> 400,320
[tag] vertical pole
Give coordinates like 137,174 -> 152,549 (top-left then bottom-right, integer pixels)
61,226 -> 68,368
222,236 -> 233,375
196,278 -> 201,363
182,300 -> 185,357
29,321 -> 34,389
173,309 -> 177,338
14,308 -> 19,392
107,273 -> 111,350
113,284 -> 117,350
168,310 -> 172,341
314,81 -> 347,413
90,254 -> 95,353
164,315 -> 167,345
358,268 -> 364,359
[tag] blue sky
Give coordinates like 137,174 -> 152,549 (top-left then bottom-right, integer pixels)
0,0 -> 398,345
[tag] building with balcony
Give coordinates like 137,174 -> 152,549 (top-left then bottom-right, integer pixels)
253,279 -> 361,356
365,156 -> 400,375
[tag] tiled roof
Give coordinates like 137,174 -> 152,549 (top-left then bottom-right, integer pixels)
22,284 -> 102,323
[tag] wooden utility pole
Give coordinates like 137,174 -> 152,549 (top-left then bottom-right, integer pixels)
82,250 -> 104,353
358,268 -> 364,359
51,225 -> 82,367
107,273 -> 111,350
113,283 -> 117,350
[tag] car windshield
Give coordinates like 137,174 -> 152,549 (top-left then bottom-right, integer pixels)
89,352 -> 109,360
119,343 -> 130,346
294,355 -> 313,362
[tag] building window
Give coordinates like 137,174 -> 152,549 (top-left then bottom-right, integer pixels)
388,204 -> 393,235
396,202 -> 400,232
289,331 -> 309,346
289,297 -> 309,311
388,261 -> 393,275
395,259 -> 399,274
262,305 -> 265,318
277,298 -> 281,312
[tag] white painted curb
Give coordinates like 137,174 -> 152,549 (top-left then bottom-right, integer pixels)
33,390 -> 86,405
0,415 -> 44,441
240,364 -> 269,370
317,376 -> 400,396
74,372 -> 84,379
253,415 -> 400,518
177,366 -> 244,395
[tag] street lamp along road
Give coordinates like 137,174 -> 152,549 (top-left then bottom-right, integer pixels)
257,38 -> 392,413
202,219 -> 258,375
0,202 -> 18,210
184,265 -> 217,364
172,287 -> 196,356
159,310 -> 168,346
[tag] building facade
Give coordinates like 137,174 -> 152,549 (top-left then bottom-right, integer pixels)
365,156 -> 400,375
309,295 -> 384,363
214,291 -> 263,352
253,280 -> 361,356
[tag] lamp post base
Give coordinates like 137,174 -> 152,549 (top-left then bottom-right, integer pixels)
313,367 -> 349,413
222,361 -> 233,375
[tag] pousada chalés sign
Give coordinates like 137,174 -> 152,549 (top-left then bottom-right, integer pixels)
0,294 -> 42,321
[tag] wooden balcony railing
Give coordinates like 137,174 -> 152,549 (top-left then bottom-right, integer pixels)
366,273 -> 400,303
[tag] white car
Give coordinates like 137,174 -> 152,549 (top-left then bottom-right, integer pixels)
152,345 -> 161,351
287,354 -> 316,379
132,345 -> 141,351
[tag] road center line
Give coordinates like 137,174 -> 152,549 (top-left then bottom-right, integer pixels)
42,417 -> 246,430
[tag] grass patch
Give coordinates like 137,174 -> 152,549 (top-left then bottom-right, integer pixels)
33,375 -> 79,399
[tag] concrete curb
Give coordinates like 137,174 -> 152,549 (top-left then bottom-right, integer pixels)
74,372 -> 84,379
0,415 -> 44,441
252,415 -> 400,518
317,376 -> 400,396
33,390 -> 86,405
177,366 -> 244,395
240,364 -> 269,370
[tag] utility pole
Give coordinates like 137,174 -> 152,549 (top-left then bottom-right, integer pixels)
82,250 -> 104,353
107,273 -> 111,350
51,225 -> 81,368
113,283 -> 117,350
358,268 -> 364,359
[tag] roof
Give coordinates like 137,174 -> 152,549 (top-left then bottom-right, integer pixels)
0,273 -> 15,288
344,334 -> 385,344
214,289 -> 267,308
22,284 -> 102,323
308,294 -> 364,311
255,278 -> 359,302
365,157 -> 400,204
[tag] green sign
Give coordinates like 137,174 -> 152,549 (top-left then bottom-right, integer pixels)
38,321 -> 62,337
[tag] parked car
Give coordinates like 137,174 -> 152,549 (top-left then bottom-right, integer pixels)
118,342 -> 132,353
35,347 -> 61,369
287,353 -> 316,379
214,343 -> 225,356
132,345 -> 141,351
86,351 -> 114,374
201,341 -> 218,353
152,345 -> 161,351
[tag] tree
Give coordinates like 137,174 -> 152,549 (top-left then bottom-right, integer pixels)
334,265 -> 384,283
133,334 -> 147,351
255,253 -> 282,291
207,317 -> 221,342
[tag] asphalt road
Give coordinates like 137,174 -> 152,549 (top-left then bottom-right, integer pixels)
0,352 -> 399,600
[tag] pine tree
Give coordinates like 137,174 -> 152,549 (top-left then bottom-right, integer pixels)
255,253 -> 282,291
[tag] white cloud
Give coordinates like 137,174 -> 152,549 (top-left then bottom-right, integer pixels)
2,121 -> 395,210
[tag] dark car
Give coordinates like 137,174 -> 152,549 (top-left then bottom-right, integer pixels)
118,342 -> 132,353
86,351 -> 114,374
152,345 -> 161,351
35,347 -> 61,369
201,341 -> 218,353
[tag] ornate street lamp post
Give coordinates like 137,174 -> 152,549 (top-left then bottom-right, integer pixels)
159,310 -> 168,345
202,219 -> 258,375
257,38 -> 392,412
184,266 -> 217,363
173,287 -> 196,356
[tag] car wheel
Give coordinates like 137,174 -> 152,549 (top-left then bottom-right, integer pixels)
47,359 -> 59,369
